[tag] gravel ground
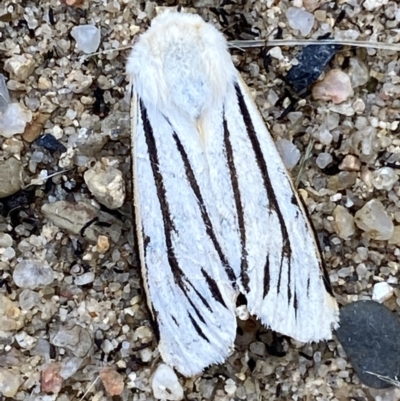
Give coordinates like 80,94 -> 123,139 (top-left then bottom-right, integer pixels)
1,0 -> 400,400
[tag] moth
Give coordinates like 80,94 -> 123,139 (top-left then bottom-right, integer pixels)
126,11 -> 339,377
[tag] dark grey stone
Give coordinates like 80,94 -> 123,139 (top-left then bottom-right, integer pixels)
35,134 -> 67,153
336,300 -> 400,389
286,43 -> 341,93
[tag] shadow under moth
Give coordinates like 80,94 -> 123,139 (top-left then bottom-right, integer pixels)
126,11 -> 339,377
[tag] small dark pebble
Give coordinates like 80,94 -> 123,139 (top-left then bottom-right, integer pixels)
286,43 -> 341,93
0,189 -> 35,217
265,333 -> 286,358
336,300 -> 400,389
35,134 -> 67,153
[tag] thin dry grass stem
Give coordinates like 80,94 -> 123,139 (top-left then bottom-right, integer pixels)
229,39 -> 400,52
76,375 -> 101,401
23,169 -> 72,190
365,371 -> 400,387
295,138 -> 315,188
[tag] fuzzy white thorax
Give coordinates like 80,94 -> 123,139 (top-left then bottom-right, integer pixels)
126,12 -> 237,121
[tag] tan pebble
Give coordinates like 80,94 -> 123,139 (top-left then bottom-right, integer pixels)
100,367 -> 124,396
303,0 -> 319,11
0,368 -> 21,397
0,158 -> 25,198
339,155 -> 361,172
81,96 -> 94,105
97,235 -> 110,253
3,138 -> 24,155
312,69 -> 354,104
38,76 -> 52,90
315,10 -> 327,21
4,54 -> 35,81
23,112 -> 51,143
333,205 -> 355,240
298,188 -> 308,201
7,80 -> 26,91
61,0 -> 85,6
389,226 -> 400,245
130,25 -> 140,35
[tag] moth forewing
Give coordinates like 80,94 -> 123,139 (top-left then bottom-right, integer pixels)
127,10 -> 339,377
232,78 -> 339,342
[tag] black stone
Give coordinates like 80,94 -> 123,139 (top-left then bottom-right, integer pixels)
0,189 -> 35,217
286,43 -> 341,93
35,134 -> 67,153
336,300 -> 400,389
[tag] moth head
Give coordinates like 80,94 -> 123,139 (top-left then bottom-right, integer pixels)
126,11 -> 237,121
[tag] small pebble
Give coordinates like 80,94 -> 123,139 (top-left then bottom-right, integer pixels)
268,47 -> 283,60
151,364 -> 184,401
100,367 -> 125,396
74,272 -> 95,286
339,155 -> 361,172
0,294 -> 24,332
42,201 -> 98,241
371,167 -> 398,191
61,0 -> 85,6
303,0 -> 319,12
0,233 -> 13,247
19,289 -> 41,311
316,152 -> 332,169
35,134 -> 67,153
23,113 -> 51,143
97,235 -> 110,253
363,0 -> 388,11
101,111 -> 130,139
224,379 -> 237,396
276,139 -> 301,170
286,43 -> 340,93
0,368 -> 21,397
372,282 -> 394,303
389,226 -> 400,245
312,70 -> 354,104
286,7 -> 314,36
50,325 -> 92,358
13,260 -> 55,290
0,74 -> 11,113
354,199 -> 394,241
4,54 -> 35,81
347,58 -> 369,88
15,331 -> 37,350
84,160 -> 125,209
71,25 -> 101,54
38,76 -> 52,90
60,357 -> 82,379
41,363 -> 63,394
333,205 -> 355,239
0,103 -> 32,138
336,300 -> 400,389
3,137 -> 25,155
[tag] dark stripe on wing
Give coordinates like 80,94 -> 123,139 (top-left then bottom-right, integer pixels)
189,314 -> 210,342
172,132 -> 236,284
201,268 -> 228,308
140,100 -> 211,323
171,315 -> 179,327
234,83 -> 292,302
223,118 -> 249,291
186,296 -> 207,324
263,254 -> 270,298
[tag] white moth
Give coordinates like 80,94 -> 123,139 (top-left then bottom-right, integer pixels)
127,11 -> 339,377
